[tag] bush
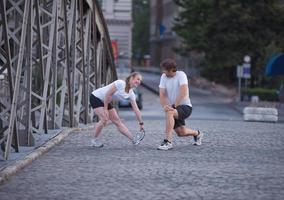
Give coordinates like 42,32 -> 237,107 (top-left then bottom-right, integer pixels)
242,88 -> 279,102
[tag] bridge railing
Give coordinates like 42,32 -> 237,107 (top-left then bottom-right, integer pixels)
0,0 -> 117,160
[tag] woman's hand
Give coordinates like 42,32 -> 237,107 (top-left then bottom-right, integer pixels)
139,123 -> 144,132
138,121 -> 144,132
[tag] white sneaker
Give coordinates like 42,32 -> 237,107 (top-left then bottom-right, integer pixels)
91,139 -> 104,148
193,130 -> 203,146
157,139 -> 173,150
132,130 -> 145,145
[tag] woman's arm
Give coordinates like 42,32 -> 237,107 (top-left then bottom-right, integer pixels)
130,100 -> 144,131
103,84 -> 117,118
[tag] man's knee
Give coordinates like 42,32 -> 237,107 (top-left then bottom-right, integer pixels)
176,132 -> 183,137
175,127 -> 185,136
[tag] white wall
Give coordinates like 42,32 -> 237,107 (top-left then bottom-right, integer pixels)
101,0 -> 132,66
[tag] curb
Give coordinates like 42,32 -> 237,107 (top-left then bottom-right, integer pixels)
0,127 -> 79,184
141,82 -> 159,95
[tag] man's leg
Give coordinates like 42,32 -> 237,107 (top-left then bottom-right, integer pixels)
175,126 -> 203,146
173,105 -> 204,145
157,109 -> 178,150
165,109 -> 178,142
173,105 -> 199,138
175,126 -> 199,137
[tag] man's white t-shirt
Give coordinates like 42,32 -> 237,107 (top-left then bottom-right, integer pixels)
92,80 -> 136,102
159,71 -> 192,107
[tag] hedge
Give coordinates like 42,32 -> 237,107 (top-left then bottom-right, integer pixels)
242,88 -> 279,101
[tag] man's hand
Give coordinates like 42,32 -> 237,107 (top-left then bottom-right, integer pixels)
163,105 -> 175,112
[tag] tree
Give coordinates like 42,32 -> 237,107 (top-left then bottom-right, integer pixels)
173,0 -> 284,86
132,0 -> 150,65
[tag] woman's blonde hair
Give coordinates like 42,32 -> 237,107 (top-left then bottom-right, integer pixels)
125,72 -> 141,93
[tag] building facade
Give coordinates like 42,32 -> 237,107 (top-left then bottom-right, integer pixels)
149,0 -> 198,75
100,0 -> 132,67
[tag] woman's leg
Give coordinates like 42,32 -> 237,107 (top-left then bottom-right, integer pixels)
108,108 -> 133,141
93,107 -> 108,138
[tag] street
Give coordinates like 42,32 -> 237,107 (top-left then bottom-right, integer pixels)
0,85 -> 284,200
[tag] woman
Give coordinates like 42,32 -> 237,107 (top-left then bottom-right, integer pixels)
89,72 -> 145,147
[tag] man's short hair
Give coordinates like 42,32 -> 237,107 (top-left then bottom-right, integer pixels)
160,58 -> 177,71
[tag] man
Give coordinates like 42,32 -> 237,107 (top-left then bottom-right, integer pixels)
158,58 -> 203,150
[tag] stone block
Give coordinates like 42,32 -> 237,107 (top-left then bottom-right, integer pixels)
243,107 -> 278,122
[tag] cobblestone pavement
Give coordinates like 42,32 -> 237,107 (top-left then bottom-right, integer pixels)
0,87 -> 284,200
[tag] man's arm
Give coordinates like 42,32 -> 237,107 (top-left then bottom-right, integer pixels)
174,84 -> 188,106
159,88 -> 170,108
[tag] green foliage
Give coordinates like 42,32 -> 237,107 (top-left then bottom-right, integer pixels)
173,0 -> 284,85
132,0 -> 150,62
242,88 -> 279,101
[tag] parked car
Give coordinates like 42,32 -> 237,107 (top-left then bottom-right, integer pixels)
116,65 -> 143,109
118,87 -> 143,109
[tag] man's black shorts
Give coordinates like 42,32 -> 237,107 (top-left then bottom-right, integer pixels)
89,94 -> 113,110
174,105 -> 192,129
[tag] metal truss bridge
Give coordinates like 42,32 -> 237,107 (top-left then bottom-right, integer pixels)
0,0 -> 117,160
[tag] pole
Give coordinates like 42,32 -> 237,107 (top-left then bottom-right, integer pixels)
238,77 -> 242,101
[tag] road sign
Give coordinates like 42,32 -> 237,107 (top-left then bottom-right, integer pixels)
243,63 -> 251,79
237,65 -> 243,78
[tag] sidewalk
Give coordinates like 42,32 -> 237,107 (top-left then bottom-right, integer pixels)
0,126 -> 92,184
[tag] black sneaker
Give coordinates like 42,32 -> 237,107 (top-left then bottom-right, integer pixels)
193,130 -> 203,146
